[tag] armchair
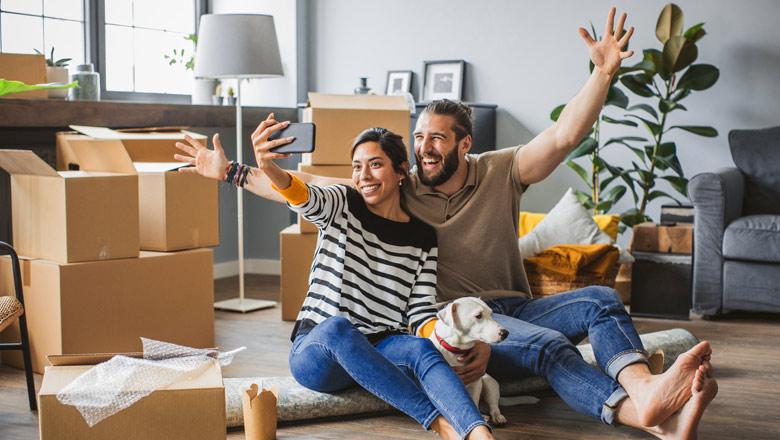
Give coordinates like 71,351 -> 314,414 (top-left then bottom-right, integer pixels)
689,126 -> 780,316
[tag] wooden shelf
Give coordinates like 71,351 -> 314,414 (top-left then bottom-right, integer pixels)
0,98 -> 297,128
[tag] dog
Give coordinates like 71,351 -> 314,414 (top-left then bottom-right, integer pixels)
429,297 -> 538,425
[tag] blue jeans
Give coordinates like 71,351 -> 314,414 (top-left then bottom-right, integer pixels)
485,286 -> 647,426
289,316 -> 489,439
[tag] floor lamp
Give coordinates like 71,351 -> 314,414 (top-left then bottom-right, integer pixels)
194,14 -> 284,312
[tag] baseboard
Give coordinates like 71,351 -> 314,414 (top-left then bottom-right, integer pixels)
213,258 -> 281,279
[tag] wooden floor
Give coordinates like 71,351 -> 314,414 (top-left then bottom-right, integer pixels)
2,274 -> 780,439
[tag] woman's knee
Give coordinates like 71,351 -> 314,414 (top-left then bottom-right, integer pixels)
314,316 -> 359,342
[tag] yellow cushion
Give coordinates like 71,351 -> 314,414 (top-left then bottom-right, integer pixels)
519,212 -> 620,241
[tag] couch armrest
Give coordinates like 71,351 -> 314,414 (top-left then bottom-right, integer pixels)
688,167 -> 745,315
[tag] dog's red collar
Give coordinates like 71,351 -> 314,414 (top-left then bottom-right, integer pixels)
434,329 -> 471,356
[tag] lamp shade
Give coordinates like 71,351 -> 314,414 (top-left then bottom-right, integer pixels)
193,14 -> 284,79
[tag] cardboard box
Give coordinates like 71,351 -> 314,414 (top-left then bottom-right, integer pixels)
38,354 -> 226,440
0,147 -> 140,263
280,224 -> 318,321
296,164 -> 353,232
0,53 -> 47,99
0,248 -> 215,373
301,93 -> 410,165
632,222 -> 693,254
57,127 -> 219,251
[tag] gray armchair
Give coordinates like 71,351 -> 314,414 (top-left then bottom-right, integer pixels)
689,126 -> 780,317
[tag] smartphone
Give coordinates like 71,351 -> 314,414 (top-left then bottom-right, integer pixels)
268,122 -> 316,154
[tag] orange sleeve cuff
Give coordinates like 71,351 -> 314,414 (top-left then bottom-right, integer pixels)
417,318 -> 437,338
271,173 -> 309,205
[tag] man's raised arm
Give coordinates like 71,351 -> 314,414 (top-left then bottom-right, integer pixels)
516,7 -> 634,185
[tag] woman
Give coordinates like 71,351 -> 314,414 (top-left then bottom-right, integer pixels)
175,116 -> 493,440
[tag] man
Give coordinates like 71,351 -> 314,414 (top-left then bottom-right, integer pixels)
176,8 -> 716,438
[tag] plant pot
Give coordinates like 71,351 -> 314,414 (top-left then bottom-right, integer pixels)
192,78 -> 218,105
46,66 -> 69,99
226,96 -> 236,106
212,95 -> 224,106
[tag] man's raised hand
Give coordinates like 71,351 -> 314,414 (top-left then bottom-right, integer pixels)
578,7 -> 634,77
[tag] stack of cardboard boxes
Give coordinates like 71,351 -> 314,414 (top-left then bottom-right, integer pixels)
0,126 -> 219,374
279,93 -> 411,320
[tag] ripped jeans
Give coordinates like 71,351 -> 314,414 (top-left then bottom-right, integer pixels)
485,286 -> 648,426
289,316 -> 489,439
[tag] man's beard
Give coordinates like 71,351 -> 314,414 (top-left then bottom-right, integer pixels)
416,145 -> 461,187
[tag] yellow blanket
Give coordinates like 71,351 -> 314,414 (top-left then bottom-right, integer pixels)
524,244 -> 619,282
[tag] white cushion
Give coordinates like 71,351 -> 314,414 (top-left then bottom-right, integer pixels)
519,188 -> 634,264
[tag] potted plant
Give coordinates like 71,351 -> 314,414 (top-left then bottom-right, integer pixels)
34,48 -> 71,99
226,86 -> 236,106
164,33 -> 216,105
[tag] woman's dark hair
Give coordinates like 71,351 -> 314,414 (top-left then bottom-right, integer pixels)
421,99 -> 474,143
350,127 -> 409,177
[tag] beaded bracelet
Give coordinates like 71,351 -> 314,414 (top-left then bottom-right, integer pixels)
223,161 -> 250,188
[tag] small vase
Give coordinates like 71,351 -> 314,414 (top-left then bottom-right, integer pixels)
46,66 -> 69,99
354,77 -> 374,95
212,95 -> 224,106
70,64 -> 100,101
226,96 -> 236,106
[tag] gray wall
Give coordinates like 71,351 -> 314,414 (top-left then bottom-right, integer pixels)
306,0 -> 780,246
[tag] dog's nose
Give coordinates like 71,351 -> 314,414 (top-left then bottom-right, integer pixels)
499,328 -> 509,341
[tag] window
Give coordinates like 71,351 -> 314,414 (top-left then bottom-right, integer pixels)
0,0 -> 205,103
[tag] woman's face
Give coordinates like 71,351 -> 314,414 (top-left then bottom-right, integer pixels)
351,141 -> 405,211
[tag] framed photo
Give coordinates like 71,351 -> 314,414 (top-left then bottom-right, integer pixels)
385,70 -> 413,95
422,60 -> 465,101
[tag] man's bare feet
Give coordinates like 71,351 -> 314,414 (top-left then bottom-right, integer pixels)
429,416 -> 494,440
620,341 -> 712,427
654,365 -> 718,439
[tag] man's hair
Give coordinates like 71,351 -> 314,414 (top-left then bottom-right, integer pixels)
421,100 -> 475,143
351,127 -> 409,177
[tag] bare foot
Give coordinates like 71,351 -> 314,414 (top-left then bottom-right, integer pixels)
429,415 -> 459,440
624,341 -> 712,426
655,365 -> 718,439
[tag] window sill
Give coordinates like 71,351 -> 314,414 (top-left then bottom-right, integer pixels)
0,98 -> 298,128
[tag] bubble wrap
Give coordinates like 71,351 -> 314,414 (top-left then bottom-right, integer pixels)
56,338 -> 245,427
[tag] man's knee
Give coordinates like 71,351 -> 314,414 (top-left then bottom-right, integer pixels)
581,286 -> 624,309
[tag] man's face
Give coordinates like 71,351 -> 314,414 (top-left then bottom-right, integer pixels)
413,113 -> 463,187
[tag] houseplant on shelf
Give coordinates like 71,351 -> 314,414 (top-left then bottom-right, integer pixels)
551,3 -> 719,232
164,33 -> 216,105
33,48 -> 71,99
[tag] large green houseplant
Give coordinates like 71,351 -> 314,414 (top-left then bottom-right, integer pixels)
553,3 -> 719,231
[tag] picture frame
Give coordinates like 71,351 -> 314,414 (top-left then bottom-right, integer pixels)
385,70 -> 413,95
422,60 -> 465,101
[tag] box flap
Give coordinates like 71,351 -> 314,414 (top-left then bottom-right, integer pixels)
71,125 -> 207,140
134,162 -> 189,173
66,139 -> 137,174
306,92 -> 409,111
47,352 -> 144,366
0,150 -> 59,177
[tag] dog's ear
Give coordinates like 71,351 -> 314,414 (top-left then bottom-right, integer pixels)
437,302 -> 458,328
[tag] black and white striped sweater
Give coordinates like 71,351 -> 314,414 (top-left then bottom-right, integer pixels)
290,184 -> 438,343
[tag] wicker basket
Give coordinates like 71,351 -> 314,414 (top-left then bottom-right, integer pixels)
524,262 -> 620,298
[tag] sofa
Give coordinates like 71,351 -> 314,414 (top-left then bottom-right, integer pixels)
689,126 -> 780,316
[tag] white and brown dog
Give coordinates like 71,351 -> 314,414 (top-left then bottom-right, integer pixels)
430,297 -> 537,424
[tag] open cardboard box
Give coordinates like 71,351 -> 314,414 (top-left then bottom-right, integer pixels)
0,53 -> 47,99
39,352 -> 226,440
57,126 -> 219,252
0,248 -> 215,373
280,224 -> 318,321
301,93 -> 410,165
0,145 -> 140,263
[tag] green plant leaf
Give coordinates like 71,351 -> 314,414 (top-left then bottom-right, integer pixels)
564,137 -> 598,161
550,104 -> 565,122
602,185 -> 627,204
659,99 -> 686,113
0,79 -> 78,97
566,160 -> 590,185
574,189 -> 595,208
632,161 -> 655,184
669,125 -> 718,137
648,190 -> 683,203
677,64 -> 719,90
663,36 -> 698,73
642,49 -> 663,77
621,59 -> 656,76
599,174 -> 621,191
627,104 -> 659,120
661,176 -> 690,196
605,86 -> 628,108
684,22 -> 707,43
602,115 -> 638,126
656,3 -> 684,44
628,115 -> 663,136
672,87 -> 692,102
620,208 -> 651,227
604,136 -> 647,147
620,75 -> 656,97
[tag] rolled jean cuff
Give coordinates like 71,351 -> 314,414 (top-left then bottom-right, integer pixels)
606,349 -> 648,380
601,386 -> 628,426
